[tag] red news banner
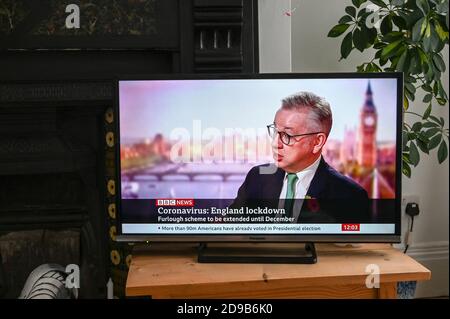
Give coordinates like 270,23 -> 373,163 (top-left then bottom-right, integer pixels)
156,199 -> 195,207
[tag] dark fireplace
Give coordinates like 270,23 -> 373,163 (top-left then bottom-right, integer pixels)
0,0 -> 258,298
0,89 -> 111,298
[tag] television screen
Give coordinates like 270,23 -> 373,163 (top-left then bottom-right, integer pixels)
116,73 -> 402,242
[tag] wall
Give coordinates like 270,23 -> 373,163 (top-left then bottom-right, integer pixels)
258,0 -> 292,72
259,0 -> 449,297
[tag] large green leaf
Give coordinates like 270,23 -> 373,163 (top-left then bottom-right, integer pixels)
402,131 -> 409,150
437,80 -> 448,101
398,11 -> 413,29
434,20 -> 449,41
365,26 -> 378,47
403,94 -> 409,110
422,94 -> 432,103
429,115 -> 442,125
437,98 -> 447,105
381,31 -> 404,42
438,140 -> 448,164
422,103 -> 432,119
425,20 -> 432,39
425,127 -> 441,138
423,33 -> 432,52
412,122 -> 422,132
423,24 -> 440,52
345,6 -> 357,17
375,49 -> 382,59
422,121 -> 439,128
417,131 -> 429,143
352,0 -> 365,8
432,53 -> 446,72
373,41 -> 386,49
380,16 -> 393,35
381,39 -> 403,59
416,0 -> 430,15
419,50 -> 430,73
392,0 -> 405,6
328,24 -> 351,37
433,81 -> 439,95
428,134 -> 442,150
405,82 -> 416,95
339,15 -> 354,24
408,132 -> 417,141
405,75 -> 416,83
402,152 -> 411,164
433,65 -> 441,81
340,32 -> 353,59
410,48 -> 422,74
401,7 -> 424,27
402,160 -> 412,177
409,141 -> 420,166
434,13 -> 446,26
379,55 -> 389,67
392,15 -> 407,29
369,0 -> 388,8
353,28 -> 367,51
416,138 -> 429,154
357,8 -> 370,19
425,62 -> 435,82
396,50 -> 409,72
366,62 -> 381,72
412,17 -> 427,41
421,83 -> 432,92
430,23 -> 442,51
404,87 -> 415,101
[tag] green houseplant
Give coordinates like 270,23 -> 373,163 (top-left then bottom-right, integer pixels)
328,0 -> 449,177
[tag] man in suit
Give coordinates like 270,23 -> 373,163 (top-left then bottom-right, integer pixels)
230,91 -> 370,223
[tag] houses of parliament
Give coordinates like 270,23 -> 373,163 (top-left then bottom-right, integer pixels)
324,82 -> 396,199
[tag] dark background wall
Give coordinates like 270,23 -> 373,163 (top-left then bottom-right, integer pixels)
0,0 -> 258,298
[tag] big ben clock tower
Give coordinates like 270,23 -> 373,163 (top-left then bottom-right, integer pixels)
357,82 -> 377,169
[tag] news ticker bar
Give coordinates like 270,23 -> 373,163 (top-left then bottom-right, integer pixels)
122,223 -> 395,234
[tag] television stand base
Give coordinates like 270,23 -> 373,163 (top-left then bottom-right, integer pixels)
197,242 -> 317,264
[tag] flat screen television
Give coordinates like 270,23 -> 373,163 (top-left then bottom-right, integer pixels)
115,73 -> 402,249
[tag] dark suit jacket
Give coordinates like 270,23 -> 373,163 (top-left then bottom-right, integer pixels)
230,158 -> 371,223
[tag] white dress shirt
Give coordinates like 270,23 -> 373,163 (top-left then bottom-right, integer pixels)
278,155 -> 322,221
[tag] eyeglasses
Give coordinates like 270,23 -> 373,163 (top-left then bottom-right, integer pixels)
267,124 -> 323,146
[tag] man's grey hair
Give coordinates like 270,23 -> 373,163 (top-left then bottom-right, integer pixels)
281,91 -> 333,136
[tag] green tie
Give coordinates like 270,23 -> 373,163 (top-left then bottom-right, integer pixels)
284,173 -> 298,218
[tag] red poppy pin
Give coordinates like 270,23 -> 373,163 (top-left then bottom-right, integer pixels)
305,195 -> 320,212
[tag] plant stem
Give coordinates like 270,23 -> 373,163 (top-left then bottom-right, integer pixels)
404,111 -> 423,118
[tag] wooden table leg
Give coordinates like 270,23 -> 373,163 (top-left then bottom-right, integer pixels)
378,282 -> 397,299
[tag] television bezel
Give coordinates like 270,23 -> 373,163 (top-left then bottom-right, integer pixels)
114,72 -> 403,243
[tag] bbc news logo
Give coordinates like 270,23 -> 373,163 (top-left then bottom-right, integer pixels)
156,199 -> 195,206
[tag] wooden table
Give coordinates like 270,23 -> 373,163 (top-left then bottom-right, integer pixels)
126,243 -> 431,299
